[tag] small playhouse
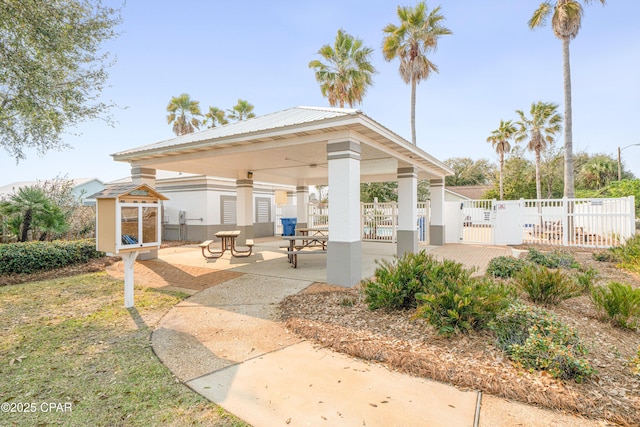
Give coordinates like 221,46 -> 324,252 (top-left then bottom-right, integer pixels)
93,183 -> 168,307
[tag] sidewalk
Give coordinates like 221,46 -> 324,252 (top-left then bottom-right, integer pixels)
140,242 -> 602,426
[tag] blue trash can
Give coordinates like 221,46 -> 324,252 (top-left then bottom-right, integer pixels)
281,218 -> 297,236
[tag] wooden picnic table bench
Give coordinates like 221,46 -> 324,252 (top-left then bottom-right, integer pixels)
200,230 -> 254,259
281,235 -> 328,268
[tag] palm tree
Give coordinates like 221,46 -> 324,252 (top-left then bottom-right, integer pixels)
203,106 -> 228,128
166,94 -> 202,136
0,186 -> 64,242
487,119 -> 517,200
227,99 -> 256,121
515,101 -> 563,200
308,29 -> 376,108
382,1 -> 451,145
528,0 -> 605,198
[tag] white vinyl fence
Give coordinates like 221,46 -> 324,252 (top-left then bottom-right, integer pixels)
361,201 -> 429,243
445,196 -> 635,248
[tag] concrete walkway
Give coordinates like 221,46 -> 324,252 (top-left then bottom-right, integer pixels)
145,241 -> 602,427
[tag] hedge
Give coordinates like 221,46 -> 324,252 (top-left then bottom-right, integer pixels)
0,239 -> 104,275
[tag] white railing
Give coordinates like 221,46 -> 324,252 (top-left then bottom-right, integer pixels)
362,202 -> 397,242
521,197 -> 636,248
360,201 -> 430,243
308,203 -> 329,229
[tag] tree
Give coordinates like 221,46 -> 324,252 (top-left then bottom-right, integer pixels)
361,182 -> 397,203
309,29 -> 376,108
227,99 -> 256,121
487,119 -> 517,200
515,101 -> 562,200
528,0 -> 606,198
484,147 -> 537,200
382,1 -> 451,145
0,0 -> 121,161
166,94 -> 202,136
444,157 -> 496,187
203,106 -> 228,128
0,186 -> 67,242
579,154 -> 618,190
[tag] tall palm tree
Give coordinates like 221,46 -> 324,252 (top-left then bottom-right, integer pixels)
515,101 -> 563,200
487,119 -> 517,200
308,29 -> 376,108
227,99 -> 256,121
203,106 -> 228,128
529,0 -> 606,198
382,1 -> 451,145
166,94 -> 202,136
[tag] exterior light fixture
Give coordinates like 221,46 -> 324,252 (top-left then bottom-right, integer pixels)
247,171 -> 253,179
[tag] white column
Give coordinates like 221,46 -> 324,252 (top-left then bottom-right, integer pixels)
327,139 -> 361,287
397,167 -> 418,255
131,167 -> 156,187
236,179 -> 254,244
296,186 -> 309,228
429,178 -> 445,245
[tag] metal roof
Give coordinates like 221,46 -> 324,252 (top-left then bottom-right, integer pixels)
112,106 -> 453,185
114,106 -> 359,157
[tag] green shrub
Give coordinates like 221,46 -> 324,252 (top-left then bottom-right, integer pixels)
363,251 -> 467,310
575,267 -> 599,294
514,264 -> 582,305
414,275 -> 513,336
610,234 -> 640,274
526,248 -> 579,269
592,251 -> 619,263
490,303 -> 594,382
590,282 -> 640,329
0,239 -> 103,275
486,256 -> 528,279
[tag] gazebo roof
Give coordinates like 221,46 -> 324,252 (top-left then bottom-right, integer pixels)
112,106 -> 453,186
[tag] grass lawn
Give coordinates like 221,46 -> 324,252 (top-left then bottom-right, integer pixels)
0,272 -> 249,426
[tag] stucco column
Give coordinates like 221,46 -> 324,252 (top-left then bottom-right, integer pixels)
131,167 -> 156,187
131,167 -> 157,260
296,186 -> 309,229
429,178 -> 445,246
327,140 -> 362,287
236,179 -> 253,245
397,167 -> 418,256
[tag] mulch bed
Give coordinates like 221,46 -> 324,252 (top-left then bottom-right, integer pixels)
280,248 -> 640,426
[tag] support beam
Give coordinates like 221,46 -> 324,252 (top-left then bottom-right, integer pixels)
296,186 -> 309,228
397,167 -> 418,256
327,140 -> 361,287
236,179 -> 254,245
429,178 -> 445,246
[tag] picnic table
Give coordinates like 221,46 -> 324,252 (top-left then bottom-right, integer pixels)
199,230 -> 254,259
282,235 -> 328,268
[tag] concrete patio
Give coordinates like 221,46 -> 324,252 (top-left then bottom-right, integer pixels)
106,239 -> 606,426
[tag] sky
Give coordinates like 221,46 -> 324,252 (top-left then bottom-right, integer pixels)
1,0 -> 639,186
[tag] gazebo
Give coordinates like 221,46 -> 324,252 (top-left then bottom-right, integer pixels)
112,106 -> 453,287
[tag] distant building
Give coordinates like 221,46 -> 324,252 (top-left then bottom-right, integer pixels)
0,178 -> 105,206
445,185 -> 492,201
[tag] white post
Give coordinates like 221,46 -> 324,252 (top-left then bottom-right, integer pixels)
397,167 -> 418,255
429,178 -> 445,245
122,251 -> 139,308
296,186 -> 309,228
327,139 -> 361,287
236,179 -> 254,245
